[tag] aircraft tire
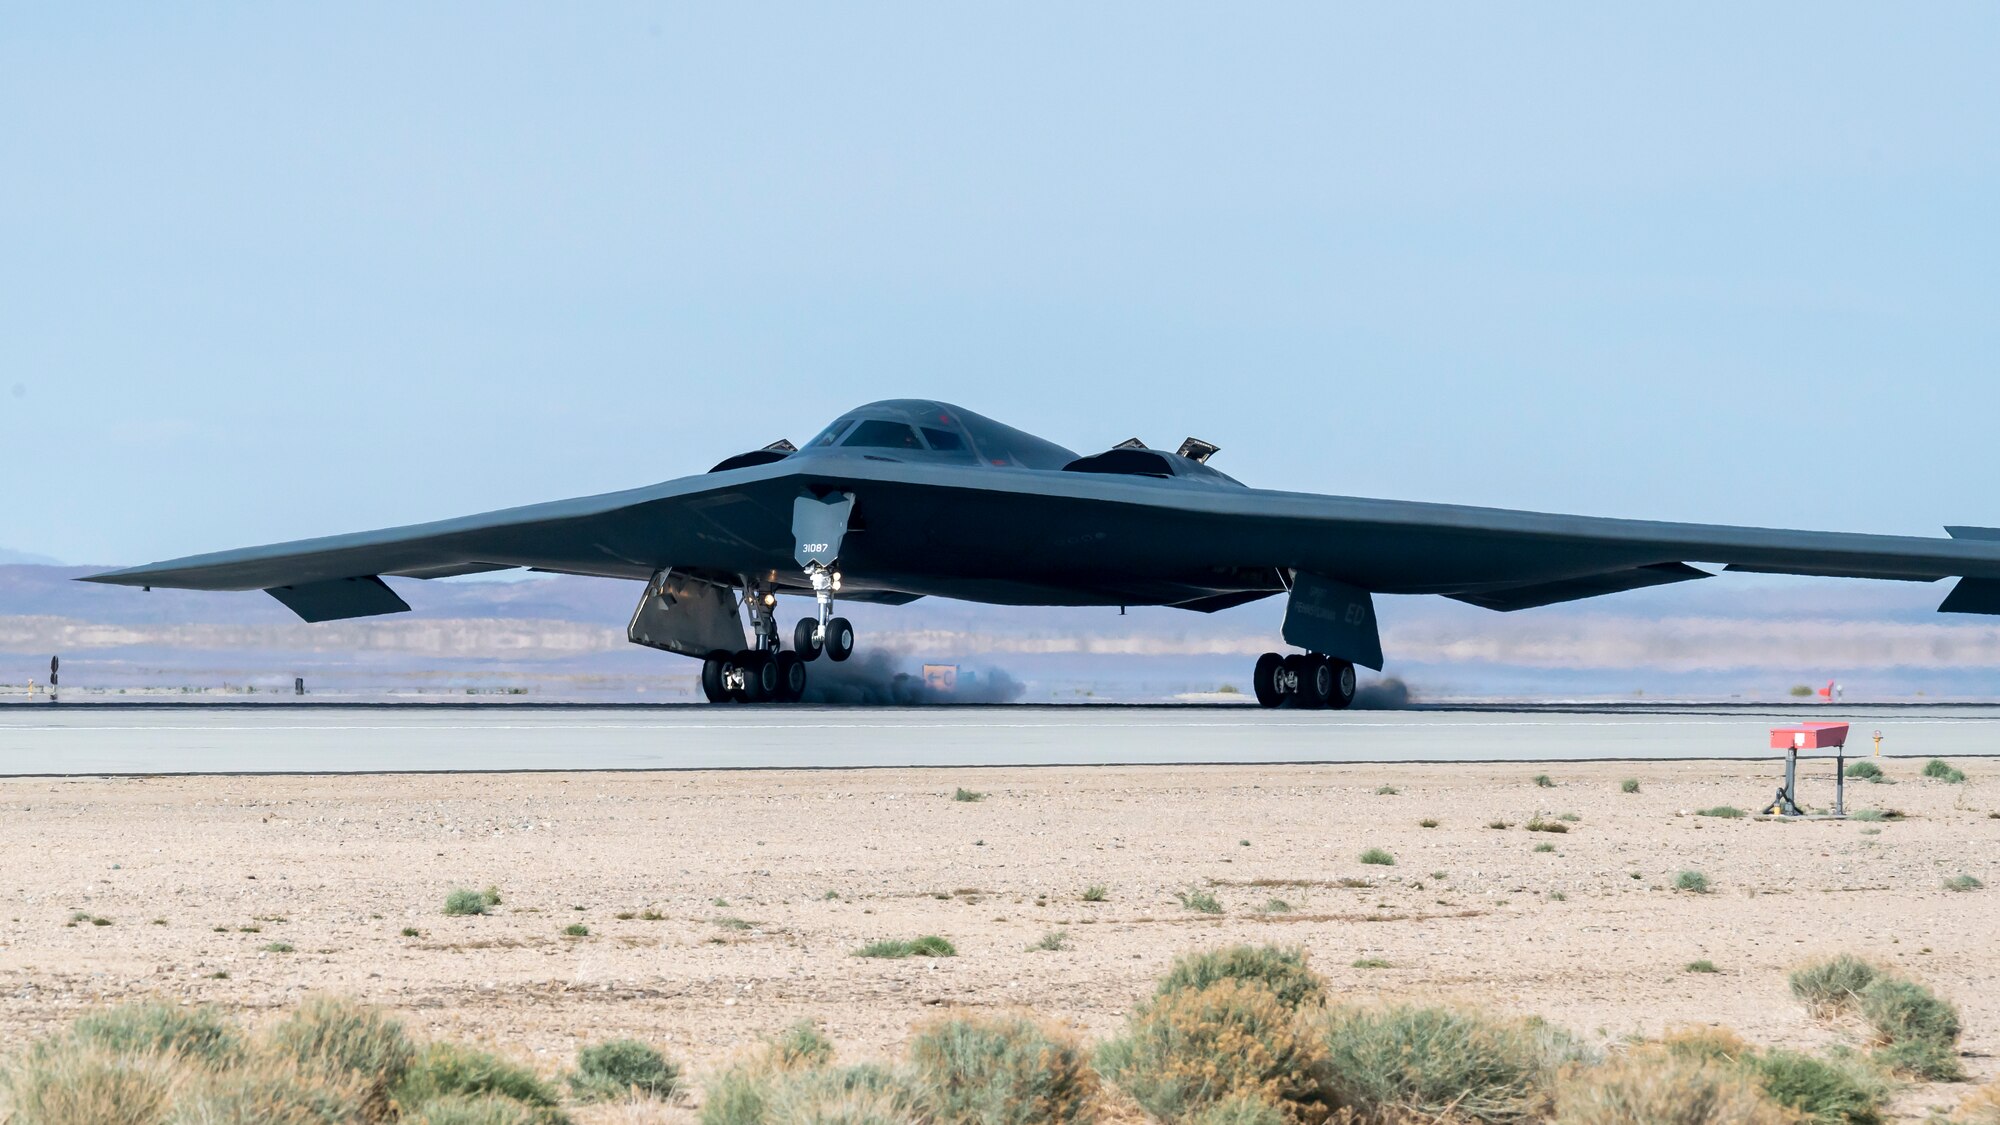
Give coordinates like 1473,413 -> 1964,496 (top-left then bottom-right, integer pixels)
1328,659 -> 1357,710
1252,652 -> 1286,708
737,650 -> 771,703
1282,654 -> 1318,708
825,617 -> 855,662
1296,655 -> 1334,709
775,651 -> 807,702
701,651 -> 732,704
793,618 -> 822,661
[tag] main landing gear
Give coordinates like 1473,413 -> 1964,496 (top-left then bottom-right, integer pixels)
1252,651 -> 1356,709
698,569 -> 856,704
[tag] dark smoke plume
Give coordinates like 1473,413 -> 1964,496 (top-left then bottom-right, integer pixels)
1352,676 -> 1416,709
800,650 -> 1027,705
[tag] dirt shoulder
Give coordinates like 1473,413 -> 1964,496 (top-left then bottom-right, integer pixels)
1,758 -> 1993,1119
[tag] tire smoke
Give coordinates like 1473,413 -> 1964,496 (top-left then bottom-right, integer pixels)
799,650 -> 1027,705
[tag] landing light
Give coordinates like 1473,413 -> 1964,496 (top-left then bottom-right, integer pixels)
832,573 -> 843,591
762,593 -> 776,607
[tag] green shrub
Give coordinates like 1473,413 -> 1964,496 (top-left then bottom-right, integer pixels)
1696,806 -> 1745,819
402,1095 -> 552,1125
67,1001 -> 244,1067
394,1043 -> 565,1124
1318,1003 -> 1558,1124
1351,958 -> 1391,970
855,935 -> 956,959
444,889 -> 490,917
1419,818 -> 1440,828
702,1062 -> 921,1125
1374,785 -> 1398,796
1923,759 -> 1967,784
1534,774 -> 1555,788
1850,809 -> 1887,822
1097,978 -> 1329,1122
1747,1049 -> 1887,1125
562,923 -> 588,937
1156,945 -> 1326,1011
1081,885 -> 1109,902
1857,977 -> 1963,1080
1525,817 -> 1569,834
567,1039 -> 680,1102
1029,930 -> 1069,952
1944,874 -> 1984,892
1844,761 -> 1884,782
167,1061 -> 368,1125
1175,888 -> 1224,914
1674,871 -> 1711,894
1186,1094 -> 1289,1125
1685,960 -> 1718,974
3,1044 -> 183,1125
953,787 -> 986,802
907,1013 -> 1096,1124
1533,843 -> 1556,854
1620,779 -> 1640,794
762,1021 -> 836,1072
264,996 -> 415,1122
263,942 -> 295,953
1554,1054 -> 1792,1125
1359,847 -> 1395,866
1790,954 -> 1880,1016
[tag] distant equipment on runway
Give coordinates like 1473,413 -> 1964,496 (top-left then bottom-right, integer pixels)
1817,680 -> 1841,701
295,677 -> 305,697
49,655 -> 58,704
1762,722 -> 1850,817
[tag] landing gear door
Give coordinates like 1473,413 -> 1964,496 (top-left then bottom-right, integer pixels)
1281,572 -> 1385,671
628,570 -> 746,657
793,492 -> 855,568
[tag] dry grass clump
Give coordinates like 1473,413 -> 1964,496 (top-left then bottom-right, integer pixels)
1155,945 -> 1326,1011
1187,1094 -> 1290,1125
167,1058 -> 370,1124
1316,1003 -> 1566,1124
1178,889 -> 1225,914
3,1044 -> 185,1125
1553,1053 -> 1793,1125
265,995 -> 415,1121
906,1013 -> 1097,1124
1358,848 -> 1395,866
1844,761 -> 1884,782
1096,978 -> 1330,1123
1950,1082 -> 2000,1125
402,1095 -> 556,1124
567,1039 -> 681,1103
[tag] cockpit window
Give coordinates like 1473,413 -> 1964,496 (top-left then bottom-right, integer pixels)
809,419 -> 855,447
920,427 -> 964,451
842,420 -> 924,450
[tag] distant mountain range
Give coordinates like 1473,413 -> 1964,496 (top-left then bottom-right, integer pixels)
3,562 -> 1996,702
0,548 -> 62,566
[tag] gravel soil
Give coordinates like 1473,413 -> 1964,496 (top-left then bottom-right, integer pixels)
2,757 -> 1993,1120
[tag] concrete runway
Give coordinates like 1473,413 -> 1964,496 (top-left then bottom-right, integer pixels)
2,702 -> 1997,775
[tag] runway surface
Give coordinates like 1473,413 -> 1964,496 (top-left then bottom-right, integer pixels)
2,702 -> 1997,775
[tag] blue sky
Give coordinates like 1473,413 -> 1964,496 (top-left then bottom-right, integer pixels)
3,4 -> 1996,566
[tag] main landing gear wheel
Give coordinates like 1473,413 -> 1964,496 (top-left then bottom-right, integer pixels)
701,651 -> 733,704
1252,652 -> 1289,707
734,650 -> 780,703
824,616 -> 855,662
1295,655 -> 1334,709
793,618 -> 823,661
774,650 -> 807,702
1250,651 -> 1358,709
1328,659 -> 1357,710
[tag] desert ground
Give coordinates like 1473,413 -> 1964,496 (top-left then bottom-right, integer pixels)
2,756 -> 1994,1119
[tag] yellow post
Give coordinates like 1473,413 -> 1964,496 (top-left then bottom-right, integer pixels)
1873,730 -> 1883,757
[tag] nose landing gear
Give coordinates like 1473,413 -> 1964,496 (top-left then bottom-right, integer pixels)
793,562 -> 855,663
1252,651 -> 1356,710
